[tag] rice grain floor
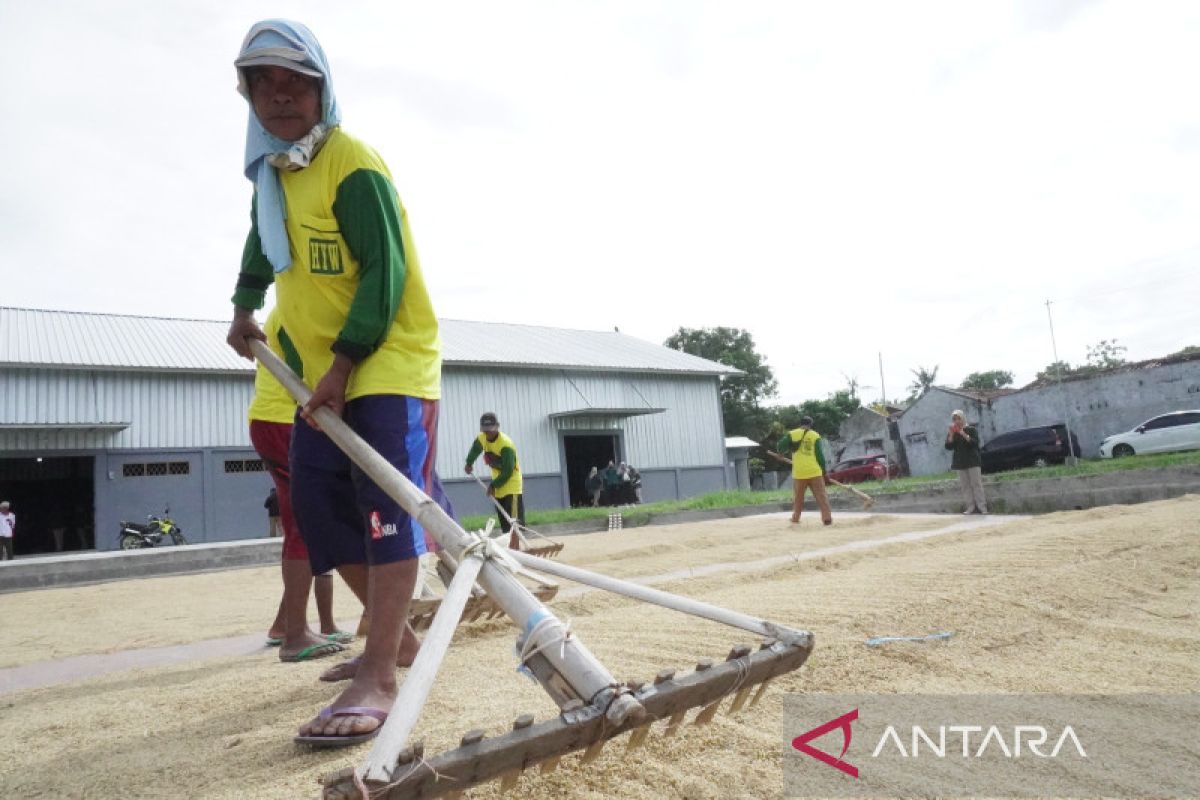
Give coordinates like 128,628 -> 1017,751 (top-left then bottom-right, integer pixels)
1,500 -> 1196,799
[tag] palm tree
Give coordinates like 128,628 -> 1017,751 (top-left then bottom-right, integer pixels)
906,365 -> 939,399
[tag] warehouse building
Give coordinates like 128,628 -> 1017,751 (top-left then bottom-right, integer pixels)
0,307 -> 736,555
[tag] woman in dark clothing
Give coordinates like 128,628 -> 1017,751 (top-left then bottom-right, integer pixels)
945,409 -> 987,514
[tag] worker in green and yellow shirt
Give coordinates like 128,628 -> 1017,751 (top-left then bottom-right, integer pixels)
465,411 -> 525,548
776,415 -> 833,526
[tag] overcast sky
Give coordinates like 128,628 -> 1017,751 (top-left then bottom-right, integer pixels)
3,0 -> 1198,405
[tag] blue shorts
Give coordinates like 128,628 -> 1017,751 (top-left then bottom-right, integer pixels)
290,395 -> 455,575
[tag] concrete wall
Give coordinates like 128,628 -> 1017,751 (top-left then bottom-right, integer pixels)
896,389 -> 990,476
990,362 -> 1200,458
826,465 -> 1200,515
94,447 -> 269,550
834,408 -> 897,464
726,445 -> 753,490
896,360 -> 1200,476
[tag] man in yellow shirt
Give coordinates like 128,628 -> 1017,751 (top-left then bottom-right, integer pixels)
225,20 -> 451,747
776,415 -> 833,526
464,412 -> 524,548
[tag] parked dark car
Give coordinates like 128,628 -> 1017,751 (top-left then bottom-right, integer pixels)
827,454 -> 899,484
979,424 -> 1081,474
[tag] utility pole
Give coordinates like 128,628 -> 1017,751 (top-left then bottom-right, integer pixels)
1045,300 -> 1079,467
878,352 -> 887,407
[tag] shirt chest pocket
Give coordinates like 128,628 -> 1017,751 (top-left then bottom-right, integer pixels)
297,213 -> 352,277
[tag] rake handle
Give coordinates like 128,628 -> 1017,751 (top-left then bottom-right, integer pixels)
468,469 -> 558,545
766,449 -> 874,507
246,339 -> 641,780
469,470 -> 519,526
363,551 -> 485,777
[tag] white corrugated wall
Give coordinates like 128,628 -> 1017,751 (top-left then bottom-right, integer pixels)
438,367 -> 724,476
0,368 -> 254,452
2,365 -> 725,476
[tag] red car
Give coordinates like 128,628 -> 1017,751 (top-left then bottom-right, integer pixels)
827,454 -> 899,484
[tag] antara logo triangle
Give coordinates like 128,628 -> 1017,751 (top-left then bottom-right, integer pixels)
791,708 -> 859,778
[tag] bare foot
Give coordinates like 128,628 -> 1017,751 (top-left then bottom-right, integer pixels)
320,656 -> 362,683
319,642 -> 417,682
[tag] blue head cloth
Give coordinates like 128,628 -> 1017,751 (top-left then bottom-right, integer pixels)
236,20 -> 342,273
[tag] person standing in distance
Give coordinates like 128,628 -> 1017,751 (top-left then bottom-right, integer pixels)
945,410 -> 987,514
777,415 -> 833,526
0,501 -> 14,560
464,412 -> 524,548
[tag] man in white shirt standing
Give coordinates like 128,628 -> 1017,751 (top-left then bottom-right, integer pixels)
0,501 -> 15,560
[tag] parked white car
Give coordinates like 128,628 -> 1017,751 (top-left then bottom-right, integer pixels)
1098,410 -> 1200,458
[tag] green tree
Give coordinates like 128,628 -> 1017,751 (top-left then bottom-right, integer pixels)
959,369 -> 1014,391
906,365 -> 939,400
664,326 -> 777,437
1035,360 -> 1075,382
1086,339 -> 1127,370
761,387 -> 860,469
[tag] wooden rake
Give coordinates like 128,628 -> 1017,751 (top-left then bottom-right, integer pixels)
467,471 -> 565,558
249,341 -> 813,800
409,549 -> 560,633
767,449 -> 876,510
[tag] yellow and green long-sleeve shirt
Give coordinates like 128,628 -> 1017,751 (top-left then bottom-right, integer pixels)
232,128 -> 441,402
466,432 -> 522,498
777,428 -> 827,480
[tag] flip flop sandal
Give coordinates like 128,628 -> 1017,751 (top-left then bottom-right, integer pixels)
294,706 -> 389,748
279,641 -> 345,663
265,637 -> 284,647
320,655 -> 363,683
323,631 -> 355,644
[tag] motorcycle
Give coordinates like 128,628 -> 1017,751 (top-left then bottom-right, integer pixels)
118,508 -> 189,549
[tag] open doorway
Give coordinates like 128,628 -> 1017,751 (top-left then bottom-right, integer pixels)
562,433 -> 618,507
0,456 -> 95,555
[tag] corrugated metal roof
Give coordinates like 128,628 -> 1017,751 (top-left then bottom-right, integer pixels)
0,307 -> 248,372
0,307 -> 739,376
440,318 -> 737,375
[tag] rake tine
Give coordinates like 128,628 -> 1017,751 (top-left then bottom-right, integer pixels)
727,644 -> 752,660
626,724 -> 652,751
499,714 -> 535,792
441,731 -> 484,800
663,709 -> 688,736
727,687 -> 753,714
693,698 -> 722,726
580,738 -> 607,764
749,678 -> 774,707
320,766 -> 356,800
